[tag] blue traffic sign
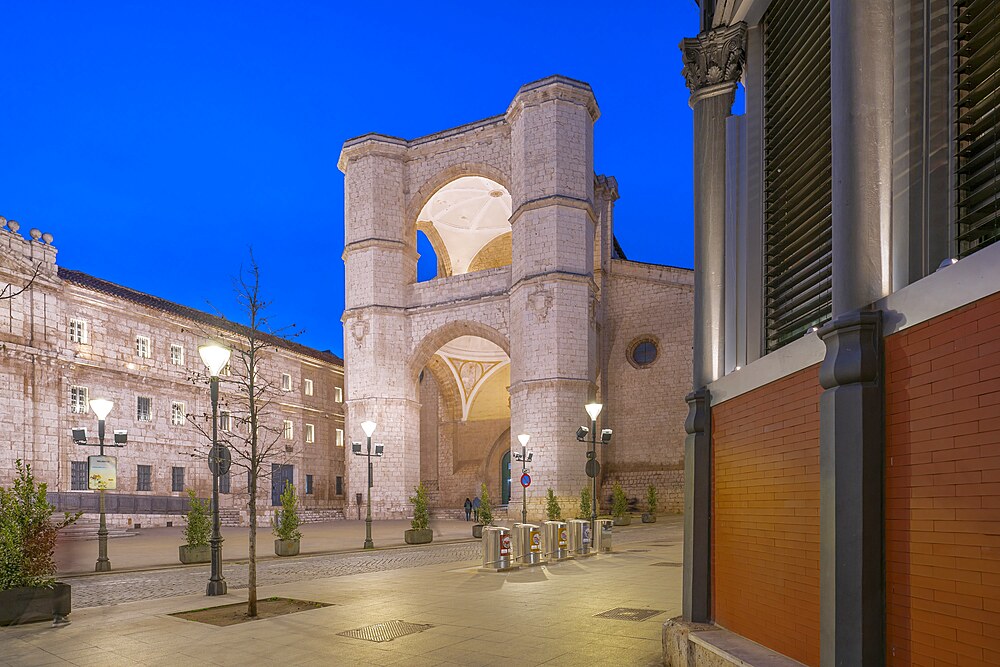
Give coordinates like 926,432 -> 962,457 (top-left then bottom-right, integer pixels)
520,473 -> 531,488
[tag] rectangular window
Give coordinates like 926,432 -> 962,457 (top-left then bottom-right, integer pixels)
334,386 -> 343,403
170,344 -> 184,365
135,335 -> 151,359
221,361 -> 231,376
335,476 -> 343,496
304,379 -> 313,396
305,423 -> 315,443
306,474 -> 314,495
219,471 -> 231,494
171,401 -> 186,426
69,318 -> 88,344
336,428 -> 344,448
762,0 -> 833,352
70,386 -> 89,414
281,373 -> 292,391
283,420 -> 293,440
136,465 -> 151,492
137,396 -> 152,422
955,1 -> 1000,258
71,461 -> 88,490
171,467 -> 185,492
220,410 -> 231,432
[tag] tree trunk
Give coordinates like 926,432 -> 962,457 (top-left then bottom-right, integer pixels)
248,467 -> 257,618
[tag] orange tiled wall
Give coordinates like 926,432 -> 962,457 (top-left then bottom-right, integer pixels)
712,365 -> 822,667
886,291 -> 1000,666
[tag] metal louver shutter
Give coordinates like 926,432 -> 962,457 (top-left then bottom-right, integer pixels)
955,0 -> 1000,258
762,0 -> 832,352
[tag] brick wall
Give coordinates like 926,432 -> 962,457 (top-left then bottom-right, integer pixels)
885,291 -> 1000,666
712,365 -> 822,667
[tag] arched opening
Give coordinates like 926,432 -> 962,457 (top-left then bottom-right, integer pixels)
416,333 -> 511,510
500,450 -> 511,505
413,176 -> 512,282
416,229 -> 440,282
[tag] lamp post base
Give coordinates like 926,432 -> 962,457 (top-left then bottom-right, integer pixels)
206,579 -> 228,596
94,558 -> 111,573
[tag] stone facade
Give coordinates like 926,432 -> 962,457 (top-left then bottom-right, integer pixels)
0,221 -> 345,527
339,76 -> 693,520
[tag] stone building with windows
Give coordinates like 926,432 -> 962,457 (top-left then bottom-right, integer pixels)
1,221 -> 345,527
339,75 -> 694,520
668,1 -> 999,666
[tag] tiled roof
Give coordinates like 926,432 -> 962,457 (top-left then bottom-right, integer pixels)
57,267 -> 343,367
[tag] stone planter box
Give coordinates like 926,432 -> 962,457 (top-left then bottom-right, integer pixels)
404,528 -> 433,544
179,544 -> 211,564
473,524 -> 484,538
0,583 -> 71,626
613,515 -> 632,526
275,539 -> 300,556
642,513 -> 657,523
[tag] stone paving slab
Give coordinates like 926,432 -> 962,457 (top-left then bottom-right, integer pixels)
3,518 -> 682,666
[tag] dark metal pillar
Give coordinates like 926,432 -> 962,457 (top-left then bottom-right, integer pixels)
683,389 -> 711,622
207,375 -> 227,596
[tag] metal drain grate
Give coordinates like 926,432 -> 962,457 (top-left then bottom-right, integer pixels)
338,620 -> 433,643
595,607 -> 665,622
651,562 -> 683,567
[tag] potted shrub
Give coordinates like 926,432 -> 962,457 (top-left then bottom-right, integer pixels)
545,488 -> 562,521
178,489 -> 211,564
642,484 -> 658,523
473,483 -> 493,538
0,460 -> 79,626
578,487 -> 592,519
405,482 -> 432,544
612,482 -> 631,526
272,481 -> 302,556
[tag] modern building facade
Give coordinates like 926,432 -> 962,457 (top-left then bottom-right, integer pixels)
339,76 -> 694,519
668,1 -> 998,666
0,221 -> 346,527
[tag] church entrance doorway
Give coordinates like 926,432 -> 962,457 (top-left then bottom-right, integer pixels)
500,450 -> 511,505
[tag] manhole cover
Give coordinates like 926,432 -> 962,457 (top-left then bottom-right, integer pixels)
595,607 -> 665,622
651,562 -> 682,567
339,620 -> 433,643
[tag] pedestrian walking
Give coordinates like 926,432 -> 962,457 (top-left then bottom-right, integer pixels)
472,495 -> 481,522
463,497 -> 472,521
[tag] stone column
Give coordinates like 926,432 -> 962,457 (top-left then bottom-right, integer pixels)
679,23 -> 746,623
831,0 -> 893,313
819,311 -> 884,667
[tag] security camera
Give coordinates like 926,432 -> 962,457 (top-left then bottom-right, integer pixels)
526,452 -> 533,462
352,442 -> 362,454
72,428 -> 88,444
576,426 -> 589,441
601,428 -> 613,444
114,430 -> 128,444
374,444 -> 384,456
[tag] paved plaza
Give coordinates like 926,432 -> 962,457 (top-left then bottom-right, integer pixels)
3,518 -> 682,666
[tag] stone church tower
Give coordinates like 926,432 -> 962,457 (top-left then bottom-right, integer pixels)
339,76 -> 692,518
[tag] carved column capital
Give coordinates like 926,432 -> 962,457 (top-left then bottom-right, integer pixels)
680,22 -> 747,105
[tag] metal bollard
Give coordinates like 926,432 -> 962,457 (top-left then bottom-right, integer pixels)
481,526 -> 517,572
594,518 -> 613,553
543,520 -> 569,560
512,523 -> 542,566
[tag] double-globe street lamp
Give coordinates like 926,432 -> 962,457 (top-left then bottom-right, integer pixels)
72,398 -> 127,572
199,343 -> 232,596
352,420 -> 383,550
512,433 -> 534,524
576,402 -> 612,535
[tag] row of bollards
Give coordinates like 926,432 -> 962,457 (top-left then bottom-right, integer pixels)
481,519 -> 613,572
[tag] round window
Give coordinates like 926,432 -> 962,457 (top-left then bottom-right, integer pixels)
628,337 -> 658,368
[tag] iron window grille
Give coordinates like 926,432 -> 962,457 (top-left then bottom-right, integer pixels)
69,318 -> 88,344
135,335 -> 151,359
335,475 -> 343,496
306,474 -> 314,495
170,344 -> 184,365
137,465 -> 152,492
171,402 -> 185,426
762,0 -> 833,352
70,386 -> 89,414
71,461 -> 88,490
171,467 -> 184,492
137,396 -> 152,422
283,420 -> 293,440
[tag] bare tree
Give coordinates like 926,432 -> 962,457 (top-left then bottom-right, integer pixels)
187,252 -> 299,618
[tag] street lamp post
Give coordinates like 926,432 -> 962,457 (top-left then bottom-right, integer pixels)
513,433 -> 534,524
352,420 -> 383,550
199,343 -> 232,597
72,398 -> 127,572
577,403 -> 612,536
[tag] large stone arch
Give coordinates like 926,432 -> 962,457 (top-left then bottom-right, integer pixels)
407,319 -> 511,390
406,162 -> 512,237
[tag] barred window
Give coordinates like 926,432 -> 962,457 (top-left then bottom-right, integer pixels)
171,467 -> 185,492
171,402 -> 185,426
70,386 -> 89,414
955,0 -> 1000,258
219,471 -> 231,494
135,335 -> 151,359
136,465 -> 151,492
170,344 -> 184,365
137,396 -> 152,422
762,0 -> 833,352
71,461 -> 88,491
335,476 -> 343,496
283,420 -> 294,440
306,474 -> 314,495
220,411 -> 231,432
69,318 -> 88,344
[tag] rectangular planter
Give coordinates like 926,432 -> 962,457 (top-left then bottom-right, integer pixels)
405,528 -> 433,544
0,583 -> 71,626
275,539 -> 300,556
179,544 -> 211,564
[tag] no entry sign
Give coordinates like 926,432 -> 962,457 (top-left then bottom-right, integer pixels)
520,473 -> 531,487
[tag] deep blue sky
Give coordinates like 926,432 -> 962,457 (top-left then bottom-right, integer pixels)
2,1 -> 703,356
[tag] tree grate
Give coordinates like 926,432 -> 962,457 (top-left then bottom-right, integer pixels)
338,620 -> 433,643
651,562 -> 682,567
594,607 -> 665,622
